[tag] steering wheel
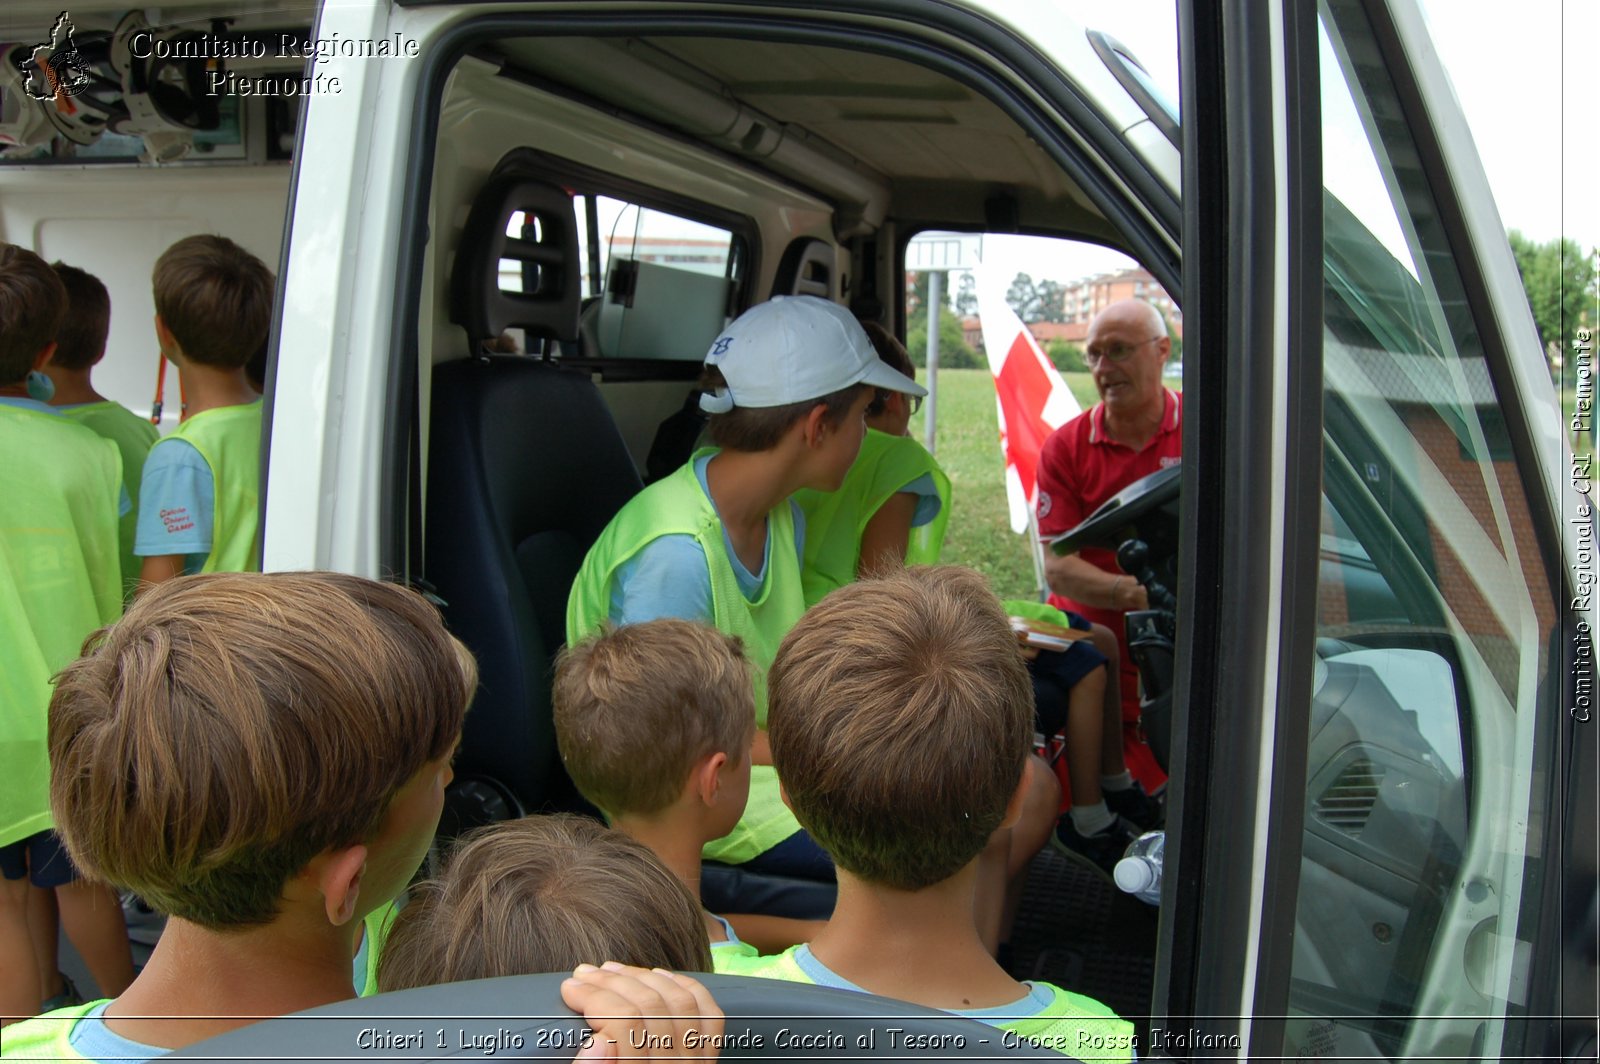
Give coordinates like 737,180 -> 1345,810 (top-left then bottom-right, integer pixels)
1048,463 -> 1181,559
167,973 -> 1062,1061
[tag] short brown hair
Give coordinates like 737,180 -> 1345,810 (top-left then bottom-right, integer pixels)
152,235 -> 274,368
767,566 -> 1031,890
554,620 -> 754,818
698,365 -> 868,452
0,243 -> 67,383
377,814 -> 712,990
48,572 -> 476,929
859,321 -> 916,418
50,262 -> 111,371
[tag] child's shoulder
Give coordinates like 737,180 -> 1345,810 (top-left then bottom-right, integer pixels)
0,999 -> 112,1061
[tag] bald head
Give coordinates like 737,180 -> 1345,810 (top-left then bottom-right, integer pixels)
1095,298 -> 1166,338
1085,298 -> 1170,425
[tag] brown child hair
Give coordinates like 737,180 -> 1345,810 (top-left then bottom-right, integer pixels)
0,243 -> 68,383
376,814 -> 712,990
553,619 -> 754,818
48,262 -> 112,371
766,565 -> 1032,890
47,571 -> 476,928
151,234 -> 274,368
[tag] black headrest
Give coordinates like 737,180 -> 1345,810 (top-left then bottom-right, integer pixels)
450,175 -> 581,348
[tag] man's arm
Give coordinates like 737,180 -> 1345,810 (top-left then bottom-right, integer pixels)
1043,550 -> 1149,611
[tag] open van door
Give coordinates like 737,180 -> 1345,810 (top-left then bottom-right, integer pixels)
1166,0 -> 1596,1059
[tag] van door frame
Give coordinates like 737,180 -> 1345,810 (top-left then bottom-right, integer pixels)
1164,0 -> 1325,1054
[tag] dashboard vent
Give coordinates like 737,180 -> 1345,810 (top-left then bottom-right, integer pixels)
1314,757 -> 1384,837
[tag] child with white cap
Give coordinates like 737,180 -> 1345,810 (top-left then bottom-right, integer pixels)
567,295 -> 925,886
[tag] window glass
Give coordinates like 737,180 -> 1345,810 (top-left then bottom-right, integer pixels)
582,198 -> 739,361
1283,4 -> 1560,1060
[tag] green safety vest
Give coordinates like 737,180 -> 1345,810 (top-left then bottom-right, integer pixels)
154,401 -> 263,574
792,429 -> 950,606
357,899 -> 401,997
567,451 -> 806,864
0,1000 -> 106,1060
724,947 -> 1136,1060
61,401 -> 159,602
0,405 -> 122,848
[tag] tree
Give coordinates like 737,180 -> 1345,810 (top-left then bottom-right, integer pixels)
1046,340 -> 1087,373
1507,230 -> 1598,362
907,306 -> 981,370
953,271 -> 978,317
1004,272 -> 1068,323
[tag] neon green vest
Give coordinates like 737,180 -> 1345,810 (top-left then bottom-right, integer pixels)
727,947 -> 1134,1060
0,999 -> 106,1060
61,401 -> 158,602
905,451 -> 950,567
0,405 -> 122,847
158,401 -> 263,574
792,429 -> 949,606
567,451 -> 806,863
357,899 -> 401,997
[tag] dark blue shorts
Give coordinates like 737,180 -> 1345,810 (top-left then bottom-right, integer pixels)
739,828 -> 836,882
1029,610 -> 1109,736
0,830 -> 80,887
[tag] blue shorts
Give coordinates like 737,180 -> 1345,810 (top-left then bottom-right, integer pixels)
1028,610 -> 1109,736
0,830 -> 80,887
739,829 -> 836,882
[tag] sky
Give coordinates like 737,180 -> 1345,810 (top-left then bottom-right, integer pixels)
974,0 -> 1597,288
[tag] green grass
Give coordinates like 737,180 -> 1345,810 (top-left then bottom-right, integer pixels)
910,368 -> 1099,602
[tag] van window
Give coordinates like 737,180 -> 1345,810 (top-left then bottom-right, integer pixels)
1282,3 -> 1562,1059
493,196 -> 743,362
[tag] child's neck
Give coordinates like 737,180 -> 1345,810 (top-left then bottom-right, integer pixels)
704,450 -> 804,573
174,360 -> 258,418
103,913 -> 361,1049
613,812 -> 715,932
43,367 -> 105,406
807,865 -> 1026,1009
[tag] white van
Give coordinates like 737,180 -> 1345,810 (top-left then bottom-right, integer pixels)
2,1 -> 1593,1059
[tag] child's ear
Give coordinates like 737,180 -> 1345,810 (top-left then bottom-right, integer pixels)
32,342 -> 58,371
999,768 -> 1031,832
313,844 -> 369,927
693,751 -> 729,806
153,314 -> 178,358
802,403 -> 831,449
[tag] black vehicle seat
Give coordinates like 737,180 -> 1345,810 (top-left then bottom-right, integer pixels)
427,173 -> 642,820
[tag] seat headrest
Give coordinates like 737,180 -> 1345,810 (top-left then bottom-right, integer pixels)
450,175 -> 581,348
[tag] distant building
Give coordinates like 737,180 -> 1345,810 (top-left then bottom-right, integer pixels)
1060,267 -> 1182,338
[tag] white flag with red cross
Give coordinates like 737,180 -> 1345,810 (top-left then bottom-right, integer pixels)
974,272 -> 1082,533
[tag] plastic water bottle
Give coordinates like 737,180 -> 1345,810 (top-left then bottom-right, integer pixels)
1114,830 -> 1165,906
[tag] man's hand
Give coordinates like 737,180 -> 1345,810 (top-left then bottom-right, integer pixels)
1044,550 -> 1146,611
563,962 -> 723,1061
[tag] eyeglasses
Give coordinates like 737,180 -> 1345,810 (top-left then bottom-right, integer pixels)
1083,335 -> 1164,364
877,390 -> 923,415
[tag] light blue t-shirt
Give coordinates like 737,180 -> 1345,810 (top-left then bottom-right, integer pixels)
1,396 -> 132,517
608,452 -> 806,624
898,472 -> 942,526
789,944 -> 1061,1028
132,437 -> 214,573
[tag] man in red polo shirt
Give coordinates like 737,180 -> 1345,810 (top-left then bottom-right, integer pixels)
1037,299 -> 1181,802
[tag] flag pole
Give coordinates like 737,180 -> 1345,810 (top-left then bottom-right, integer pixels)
1026,500 -> 1049,602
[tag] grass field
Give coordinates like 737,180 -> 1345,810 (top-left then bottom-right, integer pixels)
910,368 -> 1100,602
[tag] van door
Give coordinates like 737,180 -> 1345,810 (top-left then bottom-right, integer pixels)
1168,0 -> 1593,1059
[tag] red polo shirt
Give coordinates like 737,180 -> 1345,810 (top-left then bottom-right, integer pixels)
1035,389 -> 1182,788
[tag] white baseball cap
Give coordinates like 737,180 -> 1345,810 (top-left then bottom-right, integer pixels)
699,296 -> 927,413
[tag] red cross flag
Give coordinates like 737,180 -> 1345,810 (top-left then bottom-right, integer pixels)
975,273 -> 1082,532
